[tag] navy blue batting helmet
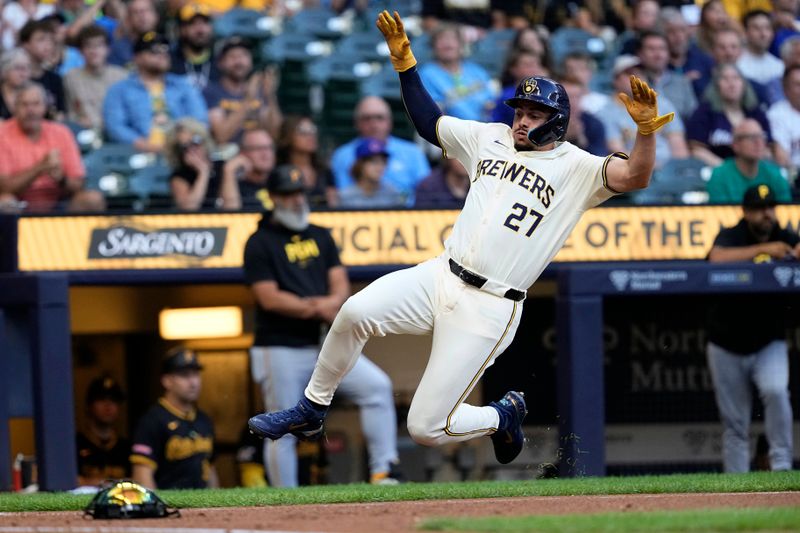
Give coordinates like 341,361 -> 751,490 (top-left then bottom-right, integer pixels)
504,76 -> 570,146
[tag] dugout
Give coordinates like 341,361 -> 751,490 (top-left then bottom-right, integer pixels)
1,205 -> 799,490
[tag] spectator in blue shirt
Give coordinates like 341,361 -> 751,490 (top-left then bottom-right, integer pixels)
339,138 -> 405,209
330,96 -> 429,200
418,24 -> 495,121
103,32 -> 208,153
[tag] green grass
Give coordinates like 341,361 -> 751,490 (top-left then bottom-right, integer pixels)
420,507 -> 800,532
0,471 -> 798,513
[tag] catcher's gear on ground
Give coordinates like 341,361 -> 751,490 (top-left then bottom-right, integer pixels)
618,75 -> 674,135
505,76 -> 571,146
376,10 -> 417,72
248,396 -> 327,440
83,480 -> 179,519
490,391 -> 528,464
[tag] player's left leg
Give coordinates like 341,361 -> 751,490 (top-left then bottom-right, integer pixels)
250,346 -> 318,486
405,272 -> 523,451
337,355 -> 399,482
752,340 -> 793,471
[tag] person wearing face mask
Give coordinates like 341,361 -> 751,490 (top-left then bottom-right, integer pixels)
242,164 -> 401,487
706,184 -> 798,473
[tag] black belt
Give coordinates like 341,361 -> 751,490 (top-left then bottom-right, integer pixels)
448,259 -> 525,302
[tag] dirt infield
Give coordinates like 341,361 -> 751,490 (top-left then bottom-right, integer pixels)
1,492 -> 799,533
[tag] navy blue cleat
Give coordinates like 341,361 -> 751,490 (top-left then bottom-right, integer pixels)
248,397 -> 327,441
489,391 -> 528,464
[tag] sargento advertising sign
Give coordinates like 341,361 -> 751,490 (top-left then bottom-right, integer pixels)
88,226 -> 227,259
16,206 -> 800,271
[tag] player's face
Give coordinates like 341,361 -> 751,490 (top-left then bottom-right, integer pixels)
89,399 -> 120,426
163,370 -> 202,404
744,206 -> 777,238
511,102 -> 553,150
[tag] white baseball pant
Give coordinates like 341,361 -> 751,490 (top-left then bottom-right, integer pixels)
305,254 -> 523,446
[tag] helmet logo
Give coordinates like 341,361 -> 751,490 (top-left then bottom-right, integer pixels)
523,79 -> 537,94
758,184 -> 769,199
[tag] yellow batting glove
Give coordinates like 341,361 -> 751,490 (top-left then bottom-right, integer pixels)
376,10 -> 417,72
618,75 -> 674,135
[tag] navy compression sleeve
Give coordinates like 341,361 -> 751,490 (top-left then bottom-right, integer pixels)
399,67 -> 442,148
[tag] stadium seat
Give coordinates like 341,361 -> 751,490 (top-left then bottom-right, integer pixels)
284,7 -> 348,40
261,31 -> 329,64
632,158 -> 710,205
335,30 -> 389,63
213,8 -> 274,41
549,28 -> 607,70
130,161 -> 173,209
469,29 -> 517,78
360,65 -> 401,98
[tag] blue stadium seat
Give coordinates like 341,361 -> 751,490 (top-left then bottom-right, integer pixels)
360,65 -> 400,98
632,158 -> 710,205
261,31 -> 328,64
213,8 -> 274,41
335,30 -> 388,63
129,161 -> 173,208
284,7 -> 346,40
549,28 -> 607,70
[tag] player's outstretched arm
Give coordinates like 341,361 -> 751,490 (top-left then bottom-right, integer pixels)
605,75 -> 674,192
376,10 -> 442,147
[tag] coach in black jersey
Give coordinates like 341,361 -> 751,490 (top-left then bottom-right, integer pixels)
131,348 -> 217,489
244,164 -> 399,487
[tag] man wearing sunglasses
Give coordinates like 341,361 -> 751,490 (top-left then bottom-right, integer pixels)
103,31 -> 207,154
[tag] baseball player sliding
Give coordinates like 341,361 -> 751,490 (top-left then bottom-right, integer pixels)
249,11 -> 673,465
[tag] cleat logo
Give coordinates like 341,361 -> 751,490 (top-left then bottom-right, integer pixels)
288,423 -> 308,430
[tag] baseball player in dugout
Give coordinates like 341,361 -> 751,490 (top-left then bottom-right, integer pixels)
244,164 -> 401,486
76,376 -> 131,486
248,10 -> 672,466
706,184 -> 798,473
130,348 -> 218,489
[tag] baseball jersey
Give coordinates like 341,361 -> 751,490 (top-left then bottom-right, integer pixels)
130,398 -> 215,489
437,116 -> 620,291
243,217 -> 342,347
76,431 -> 131,481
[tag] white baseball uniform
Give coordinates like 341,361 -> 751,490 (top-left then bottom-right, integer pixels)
305,116 -> 623,446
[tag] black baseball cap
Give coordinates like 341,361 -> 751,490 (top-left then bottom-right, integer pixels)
218,37 -> 252,58
267,164 -> 306,194
162,347 -> 203,374
86,376 -> 125,404
134,31 -> 170,55
742,184 -> 778,209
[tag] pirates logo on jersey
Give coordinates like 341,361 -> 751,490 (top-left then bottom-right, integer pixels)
522,79 -> 537,94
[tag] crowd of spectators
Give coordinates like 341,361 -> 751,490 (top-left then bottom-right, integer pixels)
0,0 -> 798,214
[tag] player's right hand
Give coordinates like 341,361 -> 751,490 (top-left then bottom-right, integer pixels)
376,10 -> 417,72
